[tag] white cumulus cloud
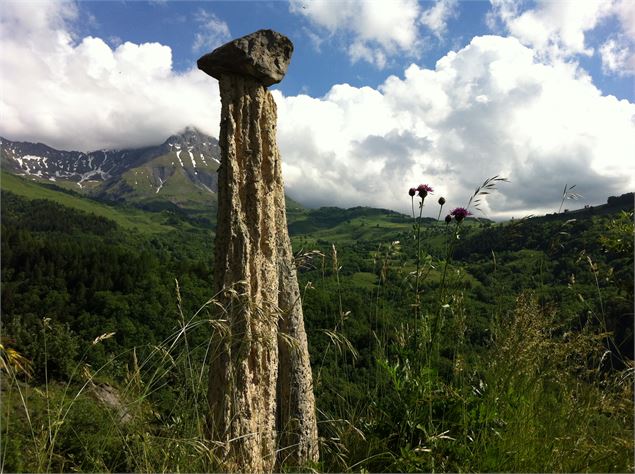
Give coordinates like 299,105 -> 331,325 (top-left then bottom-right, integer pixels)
600,37 -> 635,75
192,10 -> 231,52
0,0 -> 221,151
599,0 -> 635,76
488,0 -> 635,76
420,0 -> 459,39
276,35 -> 635,218
488,0 -> 613,57
289,0 -> 422,68
613,0 -> 635,39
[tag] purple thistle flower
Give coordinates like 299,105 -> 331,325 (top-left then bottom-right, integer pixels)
417,184 -> 433,193
409,187 -> 417,197
416,184 -> 433,198
450,207 -> 472,222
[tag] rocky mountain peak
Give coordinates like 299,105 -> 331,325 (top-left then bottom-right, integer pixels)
163,127 -> 215,148
0,128 -> 221,198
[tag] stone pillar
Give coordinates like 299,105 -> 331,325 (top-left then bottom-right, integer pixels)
198,29 -> 318,472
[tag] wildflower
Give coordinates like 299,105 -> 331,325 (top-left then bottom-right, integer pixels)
438,197 -> 446,206
450,207 -> 472,222
445,214 -> 452,224
417,184 -> 433,198
408,187 -> 416,197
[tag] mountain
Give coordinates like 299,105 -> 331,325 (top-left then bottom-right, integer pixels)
95,128 -> 221,210
1,127 -> 221,214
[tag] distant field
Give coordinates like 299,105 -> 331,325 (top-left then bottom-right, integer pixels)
292,215 -> 412,244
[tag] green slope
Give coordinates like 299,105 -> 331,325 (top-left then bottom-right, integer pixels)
95,150 -> 219,210
0,172 -> 176,233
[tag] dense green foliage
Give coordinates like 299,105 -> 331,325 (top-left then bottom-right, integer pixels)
1,191 -> 214,378
1,183 -> 633,472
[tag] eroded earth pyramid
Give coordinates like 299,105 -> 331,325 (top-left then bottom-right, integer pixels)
198,29 -> 319,472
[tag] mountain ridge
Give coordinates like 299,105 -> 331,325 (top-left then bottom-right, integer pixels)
1,127 -> 222,213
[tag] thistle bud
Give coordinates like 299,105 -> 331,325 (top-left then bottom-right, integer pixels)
445,214 -> 452,224
438,197 -> 446,206
450,207 -> 472,223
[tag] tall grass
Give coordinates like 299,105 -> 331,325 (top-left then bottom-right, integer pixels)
305,177 -> 633,472
1,285 -> 229,472
469,294 -> 633,472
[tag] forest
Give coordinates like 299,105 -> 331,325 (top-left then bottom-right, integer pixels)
1,186 -> 633,472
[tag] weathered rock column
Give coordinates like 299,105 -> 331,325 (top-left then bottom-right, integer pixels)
198,30 -> 318,472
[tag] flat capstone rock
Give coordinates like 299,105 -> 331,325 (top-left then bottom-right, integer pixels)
197,29 -> 293,87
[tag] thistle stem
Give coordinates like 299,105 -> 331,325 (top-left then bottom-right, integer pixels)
413,197 -> 425,355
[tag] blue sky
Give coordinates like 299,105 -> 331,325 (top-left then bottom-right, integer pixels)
78,0 -> 634,99
1,0 -> 634,218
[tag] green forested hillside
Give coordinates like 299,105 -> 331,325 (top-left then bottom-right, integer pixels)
1,181 -> 633,472
1,191 -> 213,373
1,172 -> 183,233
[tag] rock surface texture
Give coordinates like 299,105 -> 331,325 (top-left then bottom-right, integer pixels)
197,29 -> 293,87
198,30 -> 318,472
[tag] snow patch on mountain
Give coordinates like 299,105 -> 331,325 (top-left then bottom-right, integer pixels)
1,127 -> 221,197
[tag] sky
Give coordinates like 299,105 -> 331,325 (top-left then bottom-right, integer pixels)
1,0 -> 634,219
